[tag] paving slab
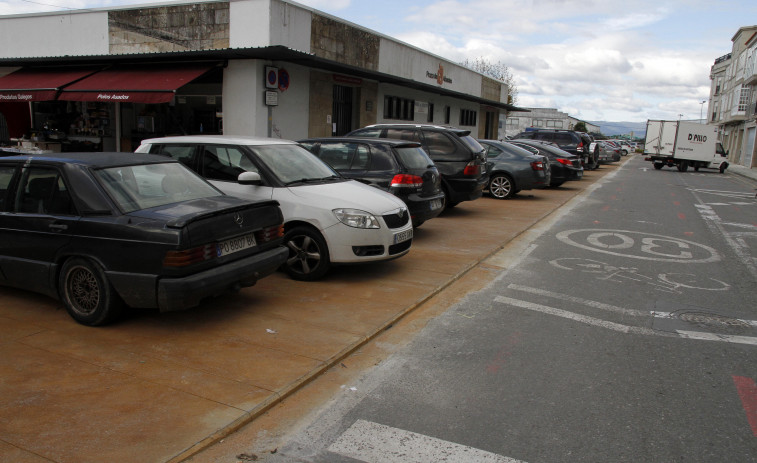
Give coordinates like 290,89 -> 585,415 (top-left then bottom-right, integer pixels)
0,161 -> 626,463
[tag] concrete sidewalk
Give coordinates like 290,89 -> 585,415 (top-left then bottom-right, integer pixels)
729,163 -> 757,182
0,159 -> 636,463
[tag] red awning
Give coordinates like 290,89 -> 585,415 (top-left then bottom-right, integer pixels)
0,68 -> 99,102
59,64 -> 216,104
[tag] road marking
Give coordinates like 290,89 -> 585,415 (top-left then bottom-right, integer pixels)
507,284 -> 647,317
733,376 -> 757,437
494,296 -> 757,346
328,419 -> 526,463
653,311 -> 757,327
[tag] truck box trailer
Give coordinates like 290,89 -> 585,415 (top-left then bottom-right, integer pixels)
644,120 -> 728,172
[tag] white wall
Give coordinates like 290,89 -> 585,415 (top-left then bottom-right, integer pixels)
223,60 -> 267,136
0,12 -> 108,58
268,62 -> 309,140
378,38 -> 481,97
229,0 -> 272,48
269,0 -> 312,52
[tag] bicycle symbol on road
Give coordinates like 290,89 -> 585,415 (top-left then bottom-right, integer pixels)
555,229 -> 721,263
549,258 -> 731,294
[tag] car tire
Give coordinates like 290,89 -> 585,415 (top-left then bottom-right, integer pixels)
679,161 -> 689,172
283,225 -> 331,281
550,180 -> 565,187
654,163 -> 663,170
59,257 -> 123,326
489,173 -> 515,199
719,162 -> 728,174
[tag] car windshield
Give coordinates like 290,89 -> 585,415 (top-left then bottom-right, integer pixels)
250,144 -> 339,185
95,162 -> 221,213
395,146 -> 434,169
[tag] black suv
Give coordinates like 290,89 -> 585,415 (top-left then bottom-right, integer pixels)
512,129 -> 596,169
299,137 -> 445,227
347,124 -> 488,208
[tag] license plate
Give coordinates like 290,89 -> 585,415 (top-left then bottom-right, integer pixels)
577,171 -> 583,179
429,198 -> 443,210
217,233 -> 257,257
393,228 -> 413,244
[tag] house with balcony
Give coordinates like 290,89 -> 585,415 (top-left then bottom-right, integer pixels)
709,26 -> 757,169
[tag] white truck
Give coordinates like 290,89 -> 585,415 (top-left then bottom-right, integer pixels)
644,120 -> 729,173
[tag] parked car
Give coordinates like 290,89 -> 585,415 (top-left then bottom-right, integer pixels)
607,140 -> 631,155
346,124 -> 488,209
512,129 -> 595,170
508,139 -> 583,187
298,137 -> 445,227
597,141 -> 622,163
136,136 -> 413,281
477,139 -> 551,199
0,152 -> 288,326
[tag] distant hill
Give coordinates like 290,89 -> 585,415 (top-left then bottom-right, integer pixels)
588,121 -> 647,138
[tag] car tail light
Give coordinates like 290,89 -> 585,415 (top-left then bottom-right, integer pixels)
163,244 -> 216,267
530,160 -> 545,171
557,158 -> 573,166
463,161 -> 481,176
255,224 -> 285,243
390,174 -> 423,188
577,141 -> 584,151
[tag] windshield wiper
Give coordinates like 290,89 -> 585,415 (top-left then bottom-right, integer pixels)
284,175 -> 340,186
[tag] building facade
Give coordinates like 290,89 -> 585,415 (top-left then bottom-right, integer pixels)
0,0 -> 520,152
708,25 -> 757,169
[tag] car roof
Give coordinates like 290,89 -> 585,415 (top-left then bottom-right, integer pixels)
299,137 -> 422,147
0,151 -> 176,167
358,123 -> 471,136
140,135 -> 298,146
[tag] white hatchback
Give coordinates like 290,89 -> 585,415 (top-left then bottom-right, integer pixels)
136,135 -> 413,281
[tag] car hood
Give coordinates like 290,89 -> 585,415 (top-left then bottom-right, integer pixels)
284,180 -> 407,214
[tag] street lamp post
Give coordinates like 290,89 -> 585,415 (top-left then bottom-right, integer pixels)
700,100 -> 707,124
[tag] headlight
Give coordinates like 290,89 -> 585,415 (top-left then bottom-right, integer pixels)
333,208 -> 380,229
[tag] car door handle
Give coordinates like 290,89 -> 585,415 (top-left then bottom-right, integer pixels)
49,223 -> 68,231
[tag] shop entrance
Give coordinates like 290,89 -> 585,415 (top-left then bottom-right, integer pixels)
332,84 -> 353,136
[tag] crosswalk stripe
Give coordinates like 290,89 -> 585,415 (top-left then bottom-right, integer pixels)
328,419 -> 526,463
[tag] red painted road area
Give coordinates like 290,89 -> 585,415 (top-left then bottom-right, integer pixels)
733,376 -> 757,437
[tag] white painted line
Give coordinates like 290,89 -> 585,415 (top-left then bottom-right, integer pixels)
507,284 -> 647,317
328,419 -> 526,463
676,331 -> 757,346
653,311 -> 757,327
493,296 -> 658,336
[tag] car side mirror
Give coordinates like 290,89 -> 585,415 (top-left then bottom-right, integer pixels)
238,171 -> 262,185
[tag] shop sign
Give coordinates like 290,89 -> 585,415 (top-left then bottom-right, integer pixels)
0,93 -> 35,101
333,74 -> 363,85
427,63 -> 452,86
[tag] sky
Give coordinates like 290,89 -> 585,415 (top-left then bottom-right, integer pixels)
2,0 -> 755,123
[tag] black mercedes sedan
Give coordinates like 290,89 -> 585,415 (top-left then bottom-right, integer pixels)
0,152 -> 288,326
299,137 -> 446,227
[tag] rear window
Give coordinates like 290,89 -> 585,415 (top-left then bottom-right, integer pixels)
459,135 -> 484,153
395,146 -> 434,169
386,129 -> 422,143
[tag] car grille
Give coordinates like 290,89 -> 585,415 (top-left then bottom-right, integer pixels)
388,239 -> 412,255
383,210 -> 410,229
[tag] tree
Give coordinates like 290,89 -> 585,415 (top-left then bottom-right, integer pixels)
460,57 -> 518,105
573,121 -> 587,132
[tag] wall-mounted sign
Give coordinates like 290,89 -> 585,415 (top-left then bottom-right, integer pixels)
426,63 -> 453,86
333,74 -> 363,85
415,101 -> 429,114
278,69 -> 290,92
265,66 -> 279,89
265,90 -> 278,106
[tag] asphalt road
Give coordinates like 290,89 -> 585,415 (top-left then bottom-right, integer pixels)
232,156 -> 757,462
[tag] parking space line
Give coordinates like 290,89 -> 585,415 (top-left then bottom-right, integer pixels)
494,296 -> 757,346
507,284 -> 647,317
328,419 -> 526,463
